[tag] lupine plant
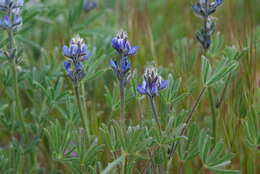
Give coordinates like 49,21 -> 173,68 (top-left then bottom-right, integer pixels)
110,30 -> 138,122
192,0 -> 224,144
137,66 -> 168,133
0,0 -> 25,135
0,0 -> 258,173
63,35 -> 92,131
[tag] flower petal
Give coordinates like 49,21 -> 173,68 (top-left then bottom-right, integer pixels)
150,82 -> 158,97
215,0 -> 223,6
112,38 -> 119,50
70,45 -> 78,56
81,51 -> 92,61
75,62 -> 84,71
192,4 -> 204,18
13,14 -> 22,26
64,61 -> 71,71
128,46 -> 138,56
137,84 -> 147,95
159,80 -> 168,90
121,58 -> 131,73
109,59 -> 117,70
63,45 -> 70,57
3,16 -> 10,27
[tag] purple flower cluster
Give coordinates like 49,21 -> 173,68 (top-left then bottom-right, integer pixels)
110,30 -> 138,86
137,67 -> 168,97
192,0 -> 223,50
111,30 -> 138,57
0,0 -> 23,32
63,35 -> 92,84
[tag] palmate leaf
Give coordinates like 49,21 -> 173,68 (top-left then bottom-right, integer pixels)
178,124 -> 200,161
198,130 -> 241,173
201,56 -> 238,87
206,61 -> 238,86
243,108 -> 260,149
161,75 -> 189,105
44,120 -> 73,161
101,121 -> 151,157
207,167 -> 241,174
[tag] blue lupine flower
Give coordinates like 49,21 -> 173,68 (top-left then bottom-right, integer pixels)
137,67 -> 168,97
0,0 -> 24,11
63,35 -> 91,84
112,30 -> 138,57
192,0 -> 223,50
63,35 -> 92,61
110,30 -> 138,87
0,4 -> 23,31
110,58 -> 131,75
84,0 -> 97,12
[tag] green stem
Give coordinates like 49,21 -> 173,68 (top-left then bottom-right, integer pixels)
8,25 -> 27,139
121,153 -> 128,174
12,61 -> 25,129
74,84 -> 87,132
208,88 -> 217,144
120,81 -> 125,123
148,96 -> 162,135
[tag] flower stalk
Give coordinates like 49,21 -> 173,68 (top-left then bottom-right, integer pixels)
148,96 -> 162,134
119,80 -> 125,122
0,0 -> 26,135
137,66 -> 168,134
110,30 -> 138,123
74,84 -> 87,132
63,35 -> 92,132
192,0 -> 223,144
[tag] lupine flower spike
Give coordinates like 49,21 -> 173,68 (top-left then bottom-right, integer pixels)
63,35 -> 91,132
192,0 -> 224,147
0,0 -> 27,140
192,0 -> 223,50
110,30 -> 138,121
137,67 -> 168,134
63,35 -> 92,84
137,67 -> 168,97
0,0 -> 23,32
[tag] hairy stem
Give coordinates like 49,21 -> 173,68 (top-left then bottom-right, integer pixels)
148,96 -> 162,135
8,22 -> 27,138
168,87 -> 206,161
208,88 -> 217,144
120,81 -> 125,123
74,84 -> 87,132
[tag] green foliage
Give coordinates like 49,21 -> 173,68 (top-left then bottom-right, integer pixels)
243,108 -> 260,149
201,56 -> 238,86
198,130 -> 241,174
